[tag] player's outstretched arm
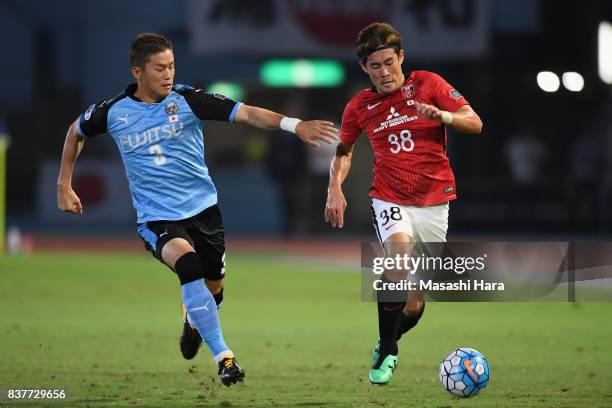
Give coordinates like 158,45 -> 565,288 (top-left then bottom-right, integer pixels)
325,142 -> 354,228
57,120 -> 84,214
415,102 -> 483,134
234,104 -> 338,147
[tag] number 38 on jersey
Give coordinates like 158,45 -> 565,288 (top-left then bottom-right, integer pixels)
388,129 -> 414,154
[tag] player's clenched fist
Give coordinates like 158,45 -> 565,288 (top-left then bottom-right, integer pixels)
57,185 -> 83,214
295,120 -> 338,148
414,101 -> 445,122
325,187 -> 347,228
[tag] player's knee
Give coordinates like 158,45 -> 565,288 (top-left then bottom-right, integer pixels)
383,268 -> 407,283
174,252 -> 205,285
161,237 -> 194,267
205,278 -> 223,294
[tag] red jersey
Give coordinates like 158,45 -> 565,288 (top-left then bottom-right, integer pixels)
340,70 -> 468,207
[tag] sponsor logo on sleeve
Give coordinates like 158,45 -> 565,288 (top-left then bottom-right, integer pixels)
449,89 -> 463,100
84,104 -> 95,120
213,93 -> 226,100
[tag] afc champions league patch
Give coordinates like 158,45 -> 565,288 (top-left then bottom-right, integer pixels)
165,100 -> 179,115
449,89 -> 463,100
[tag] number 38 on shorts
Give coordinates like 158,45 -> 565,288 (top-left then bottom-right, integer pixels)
371,198 -> 450,244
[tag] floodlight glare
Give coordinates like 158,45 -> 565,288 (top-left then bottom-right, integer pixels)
208,82 -> 244,101
536,71 -> 560,92
562,72 -> 584,92
260,59 -> 345,88
599,21 -> 612,84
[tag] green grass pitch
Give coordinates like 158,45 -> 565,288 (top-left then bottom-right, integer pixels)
1,251 -> 611,407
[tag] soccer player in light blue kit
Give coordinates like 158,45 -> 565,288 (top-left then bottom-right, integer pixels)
56,33 -> 338,386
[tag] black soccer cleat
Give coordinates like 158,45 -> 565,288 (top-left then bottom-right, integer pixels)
218,356 -> 245,387
179,320 -> 202,360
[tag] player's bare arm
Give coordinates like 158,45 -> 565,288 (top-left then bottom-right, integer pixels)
57,120 -> 84,214
234,104 -> 338,147
325,142 -> 354,228
415,102 -> 483,134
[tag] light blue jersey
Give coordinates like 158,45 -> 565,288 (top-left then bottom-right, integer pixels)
77,84 -> 241,223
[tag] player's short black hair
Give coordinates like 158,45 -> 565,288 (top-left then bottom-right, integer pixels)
129,33 -> 173,68
356,22 -> 402,64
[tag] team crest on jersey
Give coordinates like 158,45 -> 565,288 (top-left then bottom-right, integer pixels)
449,89 -> 462,100
165,100 -> 179,115
401,84 -> 414,99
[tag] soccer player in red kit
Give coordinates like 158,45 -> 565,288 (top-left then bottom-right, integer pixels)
325,22 -> 483,384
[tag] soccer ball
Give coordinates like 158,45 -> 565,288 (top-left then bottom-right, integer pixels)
439,347 -> 490,398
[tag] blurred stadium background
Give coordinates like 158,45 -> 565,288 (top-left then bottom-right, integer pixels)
2,0 -> 612,245
2,1 -> 612,407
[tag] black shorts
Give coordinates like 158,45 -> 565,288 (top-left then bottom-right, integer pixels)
137,204 -> 226,281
